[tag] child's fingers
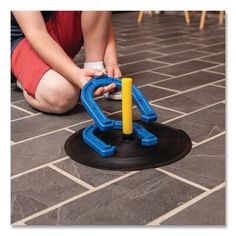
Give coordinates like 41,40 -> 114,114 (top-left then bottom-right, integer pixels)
106,67 -> 114,77
103,83 -> 116,93
93,87 -> 104,96
114,69 -> 122,78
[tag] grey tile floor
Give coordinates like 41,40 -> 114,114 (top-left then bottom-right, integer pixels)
11,12 -> 225,225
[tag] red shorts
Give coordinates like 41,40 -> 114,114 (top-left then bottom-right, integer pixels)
11,11 -> 83,97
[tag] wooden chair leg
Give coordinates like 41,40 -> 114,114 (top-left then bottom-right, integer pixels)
137,11 -> 144,23
184,11 -> 190,24
219,11 -> 225,25
200,11 -> 207,30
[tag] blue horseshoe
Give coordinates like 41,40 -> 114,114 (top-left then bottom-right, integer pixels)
80,75 -> 158,157
81,75 -> 157,131
82,121 -> 158,157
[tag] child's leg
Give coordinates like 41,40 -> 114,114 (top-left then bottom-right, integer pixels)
11,12 -> 84,114
81,11 -> 111,63
24,69 -> 80,114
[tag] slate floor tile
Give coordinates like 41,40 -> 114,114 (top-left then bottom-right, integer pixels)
201,52 -> 225,64
167,103 -> 225,142
153,60 -> 217,76
155,31 -> 187,40
208,65 -> 225,74
214,80 -> 225,87
96,98 -> 122,113
154,43 -> 203,54
26,169 -> 203,225
11,107 -> 29,120
54,159 -> 127,187
162,134 -> 225,188
154,36 -> 196,46
117,43 -> 158,55
11,130 -> 71,176
196,36 -> 225,45
154,71 -> 224,91
128,71 -> 171,86
11,89 -> 24,102
12,100 -> 39,114
155,86 -> 225,113
11,104 -> 90,142
162,188 -> 225,225
200,43 -> 225,53
118,51 -> 163,65
152,50 -> 210,64
11,167 -> 87,223
117,37 -> 155,46
139,85 -> 175,101
120,60 -> 167,75
69,120 -> 94,132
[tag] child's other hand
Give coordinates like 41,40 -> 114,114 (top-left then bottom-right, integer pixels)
78,68 -> 116,97
105,64 -> 122,78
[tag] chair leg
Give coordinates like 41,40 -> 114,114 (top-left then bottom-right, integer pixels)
200,11 -> 207,30
219,11 -> 225,25
184,11 -> 190,24
137,11 -> 144,23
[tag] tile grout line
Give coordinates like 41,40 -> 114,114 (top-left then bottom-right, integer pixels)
146,182 -> 225,225
155,168 -> 210,191
13,171 -> 138,225
11,99 -> 27,104
150,63 -> 224,79
64,128 -> 76,133
161,100 -> 225,124
11,113 -> 41,123
146,58 -> 173,65
211,84 -> 225,89
12,119 -> 93,145
11,156 -> 70,180
48,164 -> 95,190
11,104 -> 36,115
197,58 -> 223,65
150,77 -> 226,96
150,82 -> 225,103
148,83 -> 180,93
11,127 -> 71,145
150,103 -> 186,115
193,131 -> 225,148
150,50 -> 225,66
206,68 -> 225,75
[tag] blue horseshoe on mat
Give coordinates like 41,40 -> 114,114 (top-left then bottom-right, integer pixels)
82,121 -> 158,157
81,75 -> 157,131
80,75 -> 158,157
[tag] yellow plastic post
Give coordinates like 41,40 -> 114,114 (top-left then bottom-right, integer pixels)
122,78 -> 133,138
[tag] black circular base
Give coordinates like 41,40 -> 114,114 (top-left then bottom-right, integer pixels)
64,122 -> 192,171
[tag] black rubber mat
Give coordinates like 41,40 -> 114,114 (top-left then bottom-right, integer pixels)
65,122 -> 192,171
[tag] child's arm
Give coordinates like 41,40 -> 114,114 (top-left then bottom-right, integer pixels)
12,11 -> 103,91
104,21 -> 122,78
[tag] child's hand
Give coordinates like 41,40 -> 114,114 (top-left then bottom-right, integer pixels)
105,64 -> 122,78
78,68 -> 116,97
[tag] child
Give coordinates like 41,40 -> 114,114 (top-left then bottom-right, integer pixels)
11,11 -> 122,114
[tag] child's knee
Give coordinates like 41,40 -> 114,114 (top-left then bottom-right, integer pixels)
35,85 -> 79,114
50,88 -> 79,114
